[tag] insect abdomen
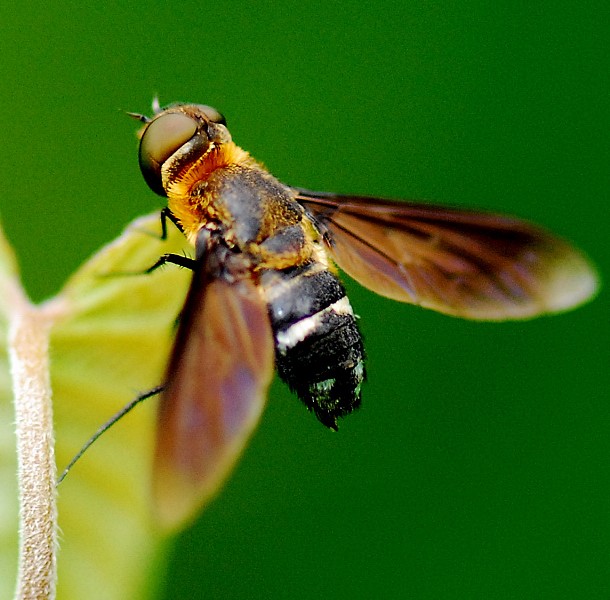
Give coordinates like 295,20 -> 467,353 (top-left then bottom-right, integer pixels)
263,265 -> 366,429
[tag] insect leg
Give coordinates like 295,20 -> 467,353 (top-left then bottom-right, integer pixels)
99,252 -> 196,278
144,253 -> 197,274
56,385 -> 165,485
159,207 -> 184,240
136,208 -> 184,241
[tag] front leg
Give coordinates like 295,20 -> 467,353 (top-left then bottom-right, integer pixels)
99,252 -> 196,279
144,253 -> 197,274
159,207 -> 184,240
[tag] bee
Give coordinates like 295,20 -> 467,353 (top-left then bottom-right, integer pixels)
121,101 -> 597,525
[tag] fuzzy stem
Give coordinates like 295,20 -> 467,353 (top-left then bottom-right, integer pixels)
9,304 -> 57,600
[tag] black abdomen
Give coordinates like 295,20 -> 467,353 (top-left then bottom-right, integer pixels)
262,264 -> 366,429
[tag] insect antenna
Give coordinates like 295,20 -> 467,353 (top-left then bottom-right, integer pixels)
123,109 -> 151,123
56,385 -> 164,485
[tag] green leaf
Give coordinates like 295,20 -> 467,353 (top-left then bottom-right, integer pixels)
0,220 -> 20,599
51,214 -> 192,599
0,214 -> 193,599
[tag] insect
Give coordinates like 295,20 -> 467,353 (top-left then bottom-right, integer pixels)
60,100 -> 598,527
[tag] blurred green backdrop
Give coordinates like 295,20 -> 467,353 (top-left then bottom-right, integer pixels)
1,1 -> 608,598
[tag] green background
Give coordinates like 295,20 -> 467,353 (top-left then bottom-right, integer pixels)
1,1 -> 608,598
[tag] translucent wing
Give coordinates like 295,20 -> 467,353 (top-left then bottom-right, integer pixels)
296,189 -> 598,320
154,236 -> 274,529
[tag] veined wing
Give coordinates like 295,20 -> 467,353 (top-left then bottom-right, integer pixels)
154,233 -> 274,528
296,189 -> 597,320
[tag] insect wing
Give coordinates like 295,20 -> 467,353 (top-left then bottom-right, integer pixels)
296,189 -> 597,320
154,251 -> 274,529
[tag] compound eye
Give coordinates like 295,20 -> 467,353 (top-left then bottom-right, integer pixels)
139,112 -> 198,195
199,105 -> 226,125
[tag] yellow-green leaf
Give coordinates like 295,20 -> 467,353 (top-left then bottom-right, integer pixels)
0,213 -> 194,599
0,220 -> 21,599
51,214 -> 192,600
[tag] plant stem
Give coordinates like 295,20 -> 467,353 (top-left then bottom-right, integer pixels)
9,303 -> 57,600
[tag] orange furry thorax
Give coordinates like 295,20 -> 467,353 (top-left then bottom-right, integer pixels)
164,142 -> 258,243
